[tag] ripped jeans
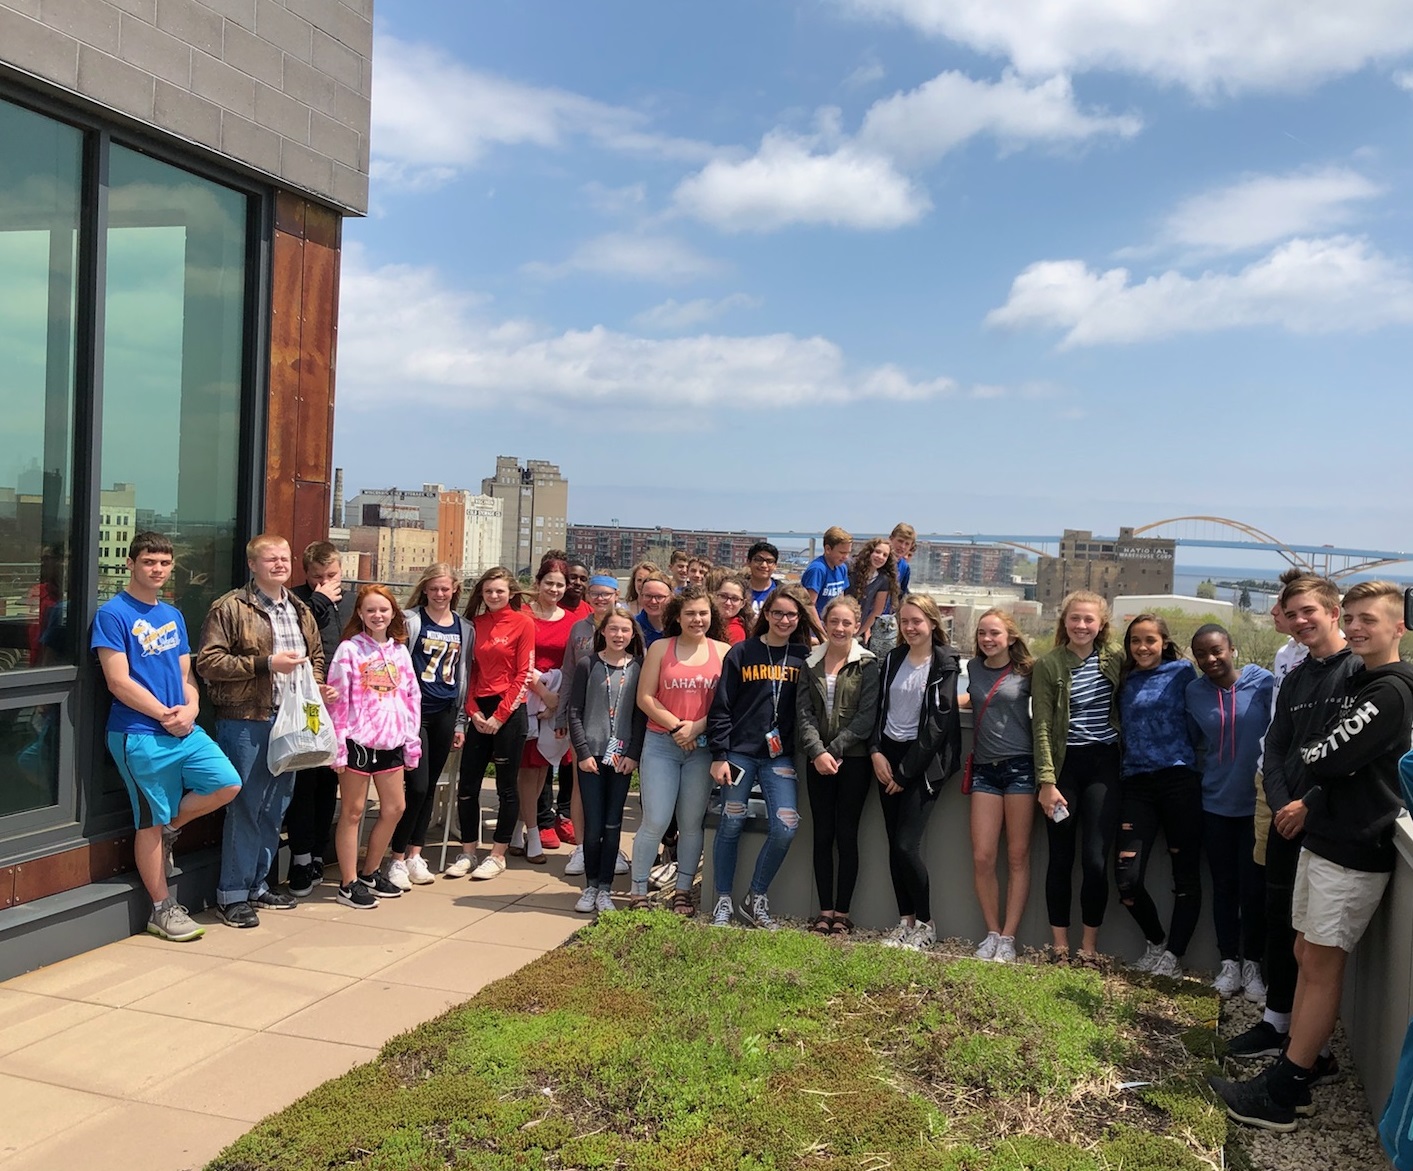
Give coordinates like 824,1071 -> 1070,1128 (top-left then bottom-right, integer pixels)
1115,766 -> 1204,957
712,752 -> 799,899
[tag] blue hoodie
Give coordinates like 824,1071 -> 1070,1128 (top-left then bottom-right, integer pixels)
1185,664 -> 1274,817
1119,658 -> 1198,777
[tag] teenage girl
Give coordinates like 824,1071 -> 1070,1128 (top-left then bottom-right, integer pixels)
1187,623 -> 1273,1000
326,584 -> 421,909
849,538 -> 899,649
633,585 -> 730,912
567,606 -> 647,914
448,567 -> 535,881
625,560 -> 661,616
961,608 -> 1035,964
1115,614 -> 1200,977
870,594 -> 963,951
708,584 -> 818,930
385,564 -> 472,889
708,568 -> 756,645
796,595 -> 880,936
1033,590 -> 1123,965
517,558 -> 575,861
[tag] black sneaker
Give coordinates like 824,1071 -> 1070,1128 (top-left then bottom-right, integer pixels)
359,869 -> 402,898
337,881 -> 377,909
1310,1053 -> 1343,1087
1209,1073 -> 1297,1133
217,901 -> 260,929
1225,1019 -> 1288,1060
254,889 -> 297,910
286,862 -> 317,897
309,857 -> 326,883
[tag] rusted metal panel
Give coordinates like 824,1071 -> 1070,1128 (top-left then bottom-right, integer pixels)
14,846 -> 89,904
274,191 -> 307,238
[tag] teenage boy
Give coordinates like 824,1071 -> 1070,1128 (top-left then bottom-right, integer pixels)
801,526 -> 853,617
889,523 -> 916,596
562,560 -> 592,620
283,541 -> 355,896
196,534 -> 324,928
668,549 -> 690,592
93,532 -> 241,941
745,542 -> 780,608
1227,576 -> 1358,1059
685,556 -> 711,587
1214,580 -> 1413,1131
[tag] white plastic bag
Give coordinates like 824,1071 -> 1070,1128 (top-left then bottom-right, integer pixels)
267,661 -> 338,775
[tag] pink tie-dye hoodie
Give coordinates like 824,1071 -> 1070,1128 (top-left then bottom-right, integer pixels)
326,632 -> 422,770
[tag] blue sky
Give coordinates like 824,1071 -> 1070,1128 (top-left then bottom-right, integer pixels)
334,1 -> 1413,556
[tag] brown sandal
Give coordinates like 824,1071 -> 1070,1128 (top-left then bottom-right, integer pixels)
628,893 -> 653,911
809,916 -> 833,936
671,891 -> 695,917
829,917 -> 853,937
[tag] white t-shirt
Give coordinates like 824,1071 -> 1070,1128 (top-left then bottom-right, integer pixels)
884,658 -> 929,741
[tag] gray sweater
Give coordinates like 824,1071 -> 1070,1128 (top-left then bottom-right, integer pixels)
567,655 -> 647,764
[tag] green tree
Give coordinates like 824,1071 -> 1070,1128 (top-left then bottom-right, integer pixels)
1238,586 -> 1252,611
1196,580 -> 1217,600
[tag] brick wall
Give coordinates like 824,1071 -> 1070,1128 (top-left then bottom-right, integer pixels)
0,0 -> 372,213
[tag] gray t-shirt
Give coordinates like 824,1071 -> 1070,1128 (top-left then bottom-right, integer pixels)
859,571 -> 893,623
966,659 -> 1033,763
884,657 -> 929,741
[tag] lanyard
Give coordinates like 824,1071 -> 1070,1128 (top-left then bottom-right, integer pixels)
766,641 -> 786,725
602,660 -> 626,723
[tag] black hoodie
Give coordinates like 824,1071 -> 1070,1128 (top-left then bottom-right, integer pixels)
1261,646 -> 1360,812
1298,661 -> 1413,873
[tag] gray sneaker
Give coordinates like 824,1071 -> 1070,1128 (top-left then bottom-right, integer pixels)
161,824 -> 181,878
148,898 -> 203,942
710,895 -> 734,927
737,892 -> 778,931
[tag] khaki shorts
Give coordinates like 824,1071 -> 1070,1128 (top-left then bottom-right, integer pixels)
1291,848 -> 1390,952
1252,772 -> 1272,867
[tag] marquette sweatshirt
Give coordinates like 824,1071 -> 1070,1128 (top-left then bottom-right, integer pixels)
1184,664 -> 1274,817
468,606 -> 535,725
325,633 -> 422,770
1119,659 -> 1198,777
1298,661 -> 1413,872
1262,646 -> 1360,813
707,638 -> 808,760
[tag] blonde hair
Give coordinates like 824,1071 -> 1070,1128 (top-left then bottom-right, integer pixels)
1054,590 -> 1110,649
1341,579 -> 1403,622
246,533 -> 289,560
898,593 -> 949,645
973,607 -> 1032,675
823,525 -> 852,548
406,562 -> 462,611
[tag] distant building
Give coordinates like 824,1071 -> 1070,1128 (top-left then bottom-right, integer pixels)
1037,528 -> 1175,611
347,485 -> 445,535
97,484 -> 137,594
568,524 -> 761,571
1112,594 -> 1233,628
482,457 -> 568,575
438,490 -> 504,580
912,541 -> 1016,587
348,525 -> 438,586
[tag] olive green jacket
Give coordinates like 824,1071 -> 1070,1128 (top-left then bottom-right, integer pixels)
1030,642 -> 1124,784
795,640 -> 880,763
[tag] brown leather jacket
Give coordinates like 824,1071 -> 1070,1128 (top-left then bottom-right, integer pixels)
195,584 -> 325,720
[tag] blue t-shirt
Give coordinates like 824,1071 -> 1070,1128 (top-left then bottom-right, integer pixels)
636,611 -> 666,649
750,584 -> 775,608
91,592 -> 190,735
897,556 -> 911,598
801,556 -> 849,616
411,608 -> 462,714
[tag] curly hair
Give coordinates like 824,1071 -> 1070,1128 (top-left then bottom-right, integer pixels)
848,538 -> 899,615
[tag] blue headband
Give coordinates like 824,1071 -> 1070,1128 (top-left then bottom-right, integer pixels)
589,575 -> 619,590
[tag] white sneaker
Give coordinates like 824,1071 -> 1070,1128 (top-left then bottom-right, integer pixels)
974,931 -> 1001,960
993,935 -> 1017,963
1130,940 -> 1166,972
1241,959 -> 1267,1004
1151,950 -> 1183,979
386,860 -> 413,891
574,888 -> 598,914
471,854 -> 507,880
902,921 -> 936,950
615,850 -> 629,875
444,852 -> 475,878
564,846 -> 586,876
710,895 -> 734,927
1213,959 -> 1243,998
595,889 -> 615,914
406,855 -> 435,884
880,919 -> 912,948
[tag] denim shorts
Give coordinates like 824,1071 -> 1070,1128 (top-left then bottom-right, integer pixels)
970,754 -> 1036,797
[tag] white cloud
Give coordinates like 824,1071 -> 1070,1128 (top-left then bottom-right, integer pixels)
371,35 -> 715,187
630,294 -> 763,331
859,70 -> 1140,165
338,250 -> 961,411
672,132 -> 930,232
1156,168 -> 1384,254
844,56 -> 887,89
986,235 -> 1413,347
522,232 -> 727,283
582,181 -> 647,216
840,0 -> 1413,94
1395,70 -> 1413,92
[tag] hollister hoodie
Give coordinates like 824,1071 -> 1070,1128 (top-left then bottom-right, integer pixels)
1261,646 -> 1360,813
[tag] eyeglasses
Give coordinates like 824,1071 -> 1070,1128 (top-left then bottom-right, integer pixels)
715,592 -> 743,603
641,592 -> 671,603
751,557 -> 777,566
766,610 -> 799,620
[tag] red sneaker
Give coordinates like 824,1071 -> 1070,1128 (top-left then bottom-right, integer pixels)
554,817 -> 577,846
539,827 -> 561,850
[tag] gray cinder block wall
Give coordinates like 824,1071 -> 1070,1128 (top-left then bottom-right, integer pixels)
0,0 -> 372,212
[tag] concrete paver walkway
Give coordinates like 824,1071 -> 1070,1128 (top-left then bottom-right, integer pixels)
0,851 -> 592,1171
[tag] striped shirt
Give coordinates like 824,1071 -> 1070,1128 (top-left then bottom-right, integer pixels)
1066,650 -> 1117,746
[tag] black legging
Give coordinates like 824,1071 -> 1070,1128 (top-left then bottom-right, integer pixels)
579,766 -> 631,888
1263,827 -> 1303,1015
807,755 -> 871,914
876,736 -> 939,923
457,697 -> 528,846
1044,742 -> 1121,929
391,703 -> 458,854
1203,810 -> 1266,963
285,764 -> 338,859
1115,766 -> 1203,956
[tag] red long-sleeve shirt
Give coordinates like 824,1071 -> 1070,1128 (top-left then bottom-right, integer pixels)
469,607 -> 535,725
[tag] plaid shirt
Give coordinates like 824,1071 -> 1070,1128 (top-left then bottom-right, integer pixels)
255,585 -> 305,705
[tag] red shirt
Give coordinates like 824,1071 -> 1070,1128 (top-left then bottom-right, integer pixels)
725,615 -> 749,645
469,607 -> 535,725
